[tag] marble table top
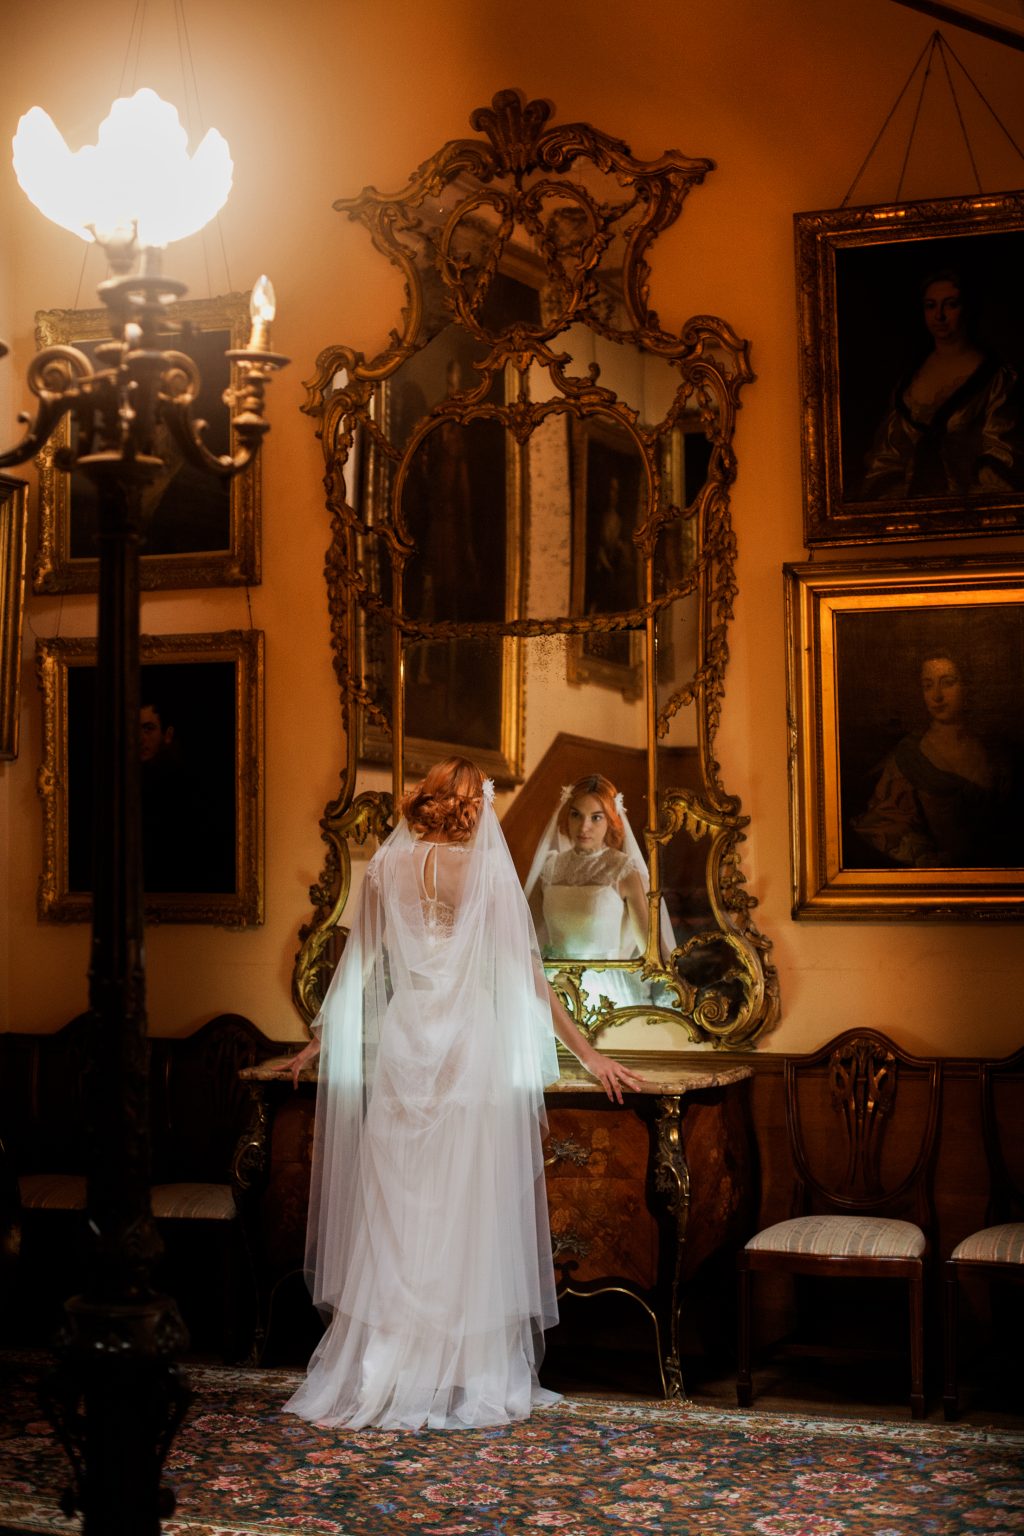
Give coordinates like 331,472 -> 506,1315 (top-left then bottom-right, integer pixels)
242,1057 -> 751,1095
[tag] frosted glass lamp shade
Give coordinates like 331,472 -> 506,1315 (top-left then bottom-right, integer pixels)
12,88 -> 233,250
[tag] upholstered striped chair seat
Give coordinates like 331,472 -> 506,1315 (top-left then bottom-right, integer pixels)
745,1214 -> 926,1260
151,1183 -> 238,1221
19,1174 -> 236,1223
18,1173 -> 87,1211
950,1222 -> 1024,1266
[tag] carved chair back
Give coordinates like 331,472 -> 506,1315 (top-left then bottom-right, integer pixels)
786,1028 -> 941,1232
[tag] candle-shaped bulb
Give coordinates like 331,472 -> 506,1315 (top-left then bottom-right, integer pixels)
247,275 -> 276,351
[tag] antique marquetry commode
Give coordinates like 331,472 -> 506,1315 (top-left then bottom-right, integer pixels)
236,1059 -> 754,1396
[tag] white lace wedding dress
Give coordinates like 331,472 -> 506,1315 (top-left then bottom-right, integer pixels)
537,845 -> 653,1011
283,800 -> 561,1430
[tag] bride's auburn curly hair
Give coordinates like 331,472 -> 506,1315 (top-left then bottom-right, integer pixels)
557,773 -> 625,850
402,756 -> 484,843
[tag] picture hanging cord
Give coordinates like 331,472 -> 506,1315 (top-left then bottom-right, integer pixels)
841,29 -> 1024,208
115,0 -> 233,296
71,242 -> 90,313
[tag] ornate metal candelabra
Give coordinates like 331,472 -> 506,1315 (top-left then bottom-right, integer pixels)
0,240 -> 286,1533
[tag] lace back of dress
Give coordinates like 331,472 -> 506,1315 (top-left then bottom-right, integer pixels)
419,841 -> 458,947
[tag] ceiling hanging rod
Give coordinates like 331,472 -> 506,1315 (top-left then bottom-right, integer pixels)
891,0 -> 1024,55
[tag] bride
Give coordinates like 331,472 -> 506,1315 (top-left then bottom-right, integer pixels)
279,756 -> 642,1430
524,773 -> 674,1014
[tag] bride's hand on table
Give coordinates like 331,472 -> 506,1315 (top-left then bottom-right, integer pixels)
576,1046 -> 648,1105
272,1038 -> 321,1090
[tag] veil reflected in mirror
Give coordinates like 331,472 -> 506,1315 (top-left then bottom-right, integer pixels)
295,90 -> 779,1050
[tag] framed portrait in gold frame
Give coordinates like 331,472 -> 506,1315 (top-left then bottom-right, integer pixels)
36,630 -> 264,925
0,474 -> 28,760
33,293 -> 261,592
567,415 -> 645,700
795,191 -> 1024,547
786,557 -> 1024,919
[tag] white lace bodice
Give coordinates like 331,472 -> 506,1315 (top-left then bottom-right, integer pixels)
540,847 -> 634,960
540,847 -> 631,889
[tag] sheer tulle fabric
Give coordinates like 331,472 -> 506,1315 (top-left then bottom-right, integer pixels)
284,802 -> 561,1430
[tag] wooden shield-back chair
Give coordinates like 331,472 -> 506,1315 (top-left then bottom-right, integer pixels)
737,1029 -> 941,1419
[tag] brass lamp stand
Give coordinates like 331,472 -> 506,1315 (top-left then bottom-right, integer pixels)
0,245 -> 286,1534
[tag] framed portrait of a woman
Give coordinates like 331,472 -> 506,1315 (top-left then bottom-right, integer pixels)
36,630 -> 264,925
795,192 -> 1024,546
567,415 -> 645,700
786,557 -> 1024,918
32,294 -> 261,591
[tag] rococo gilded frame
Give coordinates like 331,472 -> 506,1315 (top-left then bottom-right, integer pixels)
37,629 -> 264,925
786,556 -> 1024,919
33,293 -> 262,592
795,190 -> 1024,547
0,474 -> 28,760
292,90 -> 779,1048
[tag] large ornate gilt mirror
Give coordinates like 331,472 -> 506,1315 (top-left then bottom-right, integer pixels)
294,90 -> 778,1051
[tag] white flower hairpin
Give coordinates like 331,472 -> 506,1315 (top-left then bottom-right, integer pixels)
482,777 -> 495,804
559,784 -> 574,806
614,792 -> 625,814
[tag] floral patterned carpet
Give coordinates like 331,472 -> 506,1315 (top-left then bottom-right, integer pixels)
1,1357 -> 1022,1536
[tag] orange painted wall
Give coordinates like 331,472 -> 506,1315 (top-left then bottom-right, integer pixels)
1,0 -> 1022,1051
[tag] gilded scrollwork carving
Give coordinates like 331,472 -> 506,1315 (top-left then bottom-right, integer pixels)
547,963 -> 702,1046
544,1138 -> 593,1168
652,1095 -> 691,1398
293,789 -> 394,1024
293,89 -> 777,1048
550,1229 -> 593,1263
232,1089 -> 270,1194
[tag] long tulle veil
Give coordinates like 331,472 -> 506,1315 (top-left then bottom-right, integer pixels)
304,794 -> 560,1320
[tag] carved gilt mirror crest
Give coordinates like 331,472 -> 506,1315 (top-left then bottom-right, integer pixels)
294,89 -> 779,1051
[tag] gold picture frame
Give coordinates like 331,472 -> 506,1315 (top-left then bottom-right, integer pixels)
33,293 -> 261,591
37,629 -> 264,925
795,191 -> 1024,547
786,557 -> 1024,919
567,415 -> 645,700
0,475 -> 28,760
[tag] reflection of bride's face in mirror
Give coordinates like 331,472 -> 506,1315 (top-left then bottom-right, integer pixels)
566,792 -> 610,853
526,773 -> 647,960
